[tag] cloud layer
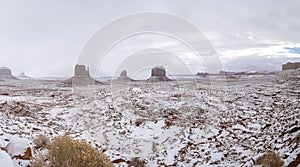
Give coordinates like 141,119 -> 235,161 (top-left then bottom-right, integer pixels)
0,0 -> 299,77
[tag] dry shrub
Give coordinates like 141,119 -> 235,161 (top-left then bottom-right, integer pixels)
129,157 -> 146,167
49,135 -> 113,167
292,133 -> 300,143
33,134 -> 50,149
30,153 -> 48,167
255,151 -> 283,167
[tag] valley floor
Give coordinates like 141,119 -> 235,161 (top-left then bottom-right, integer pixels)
0,74 -> 299,166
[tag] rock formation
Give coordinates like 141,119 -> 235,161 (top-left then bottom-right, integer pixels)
147,66 -> 172,82
16,72 -> 31,79
196,72 -> 209,77
116,70 -> 133,81
281,68 -> 300,81
0,67 -> 17,80
64,64 -> 102,86
74,64 -> 90,77
282,62 -> 300,71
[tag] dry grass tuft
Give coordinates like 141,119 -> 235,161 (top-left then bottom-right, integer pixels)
255,151 -> 283,167
292,133 -> 300,143
30,153 -> 48,167
33,134 -> 50,149
129,157 -> 146,167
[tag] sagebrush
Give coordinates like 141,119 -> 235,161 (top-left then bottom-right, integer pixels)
31,135 -> 113,167
33,134 -> 50,149
255,151 -> 283,167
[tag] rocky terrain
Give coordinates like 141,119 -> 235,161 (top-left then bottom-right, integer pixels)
0,70 -> 299,166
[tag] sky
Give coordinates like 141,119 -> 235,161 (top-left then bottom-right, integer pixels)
0,0 -> 300,77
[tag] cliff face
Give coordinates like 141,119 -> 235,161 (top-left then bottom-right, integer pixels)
0,67 -> 17,80
74,64 -> 90,77
63,64 -> 102,86
16,72 -> 31,79
151,66 -> 166,77
147,66 -> 172,82
116,70 -> 133,81
282,62 -> 300,71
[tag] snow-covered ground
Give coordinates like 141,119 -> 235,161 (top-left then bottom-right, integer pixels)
0,72 -> 299,166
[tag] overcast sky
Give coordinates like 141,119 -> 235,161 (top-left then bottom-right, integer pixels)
0,0 -> 300,77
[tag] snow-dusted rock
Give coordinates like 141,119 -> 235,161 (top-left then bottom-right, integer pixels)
6,136 -> 30,158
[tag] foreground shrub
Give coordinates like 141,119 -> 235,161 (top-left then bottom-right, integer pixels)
255,151 -> 283,167
30,153 -> 48,167
49,136 -> 113,167
129,157 -> 146,167
33,134 -> 50,150
31,135 -> 113,167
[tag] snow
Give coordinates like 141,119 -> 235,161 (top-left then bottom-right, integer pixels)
6,136 -> 30,157
0,74 -> 299,166
0,151 -> 14,167
130,120 -> 164,139
0,67 -> 9,70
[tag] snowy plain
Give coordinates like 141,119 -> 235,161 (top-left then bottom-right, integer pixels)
0,71 -> 299,166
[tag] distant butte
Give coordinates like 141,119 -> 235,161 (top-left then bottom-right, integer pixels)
0,67 -> 18,80
116,70 -> 133,81
147,66 -> 172,82
64,64 -> 103,86
282,62 -> 300,71
16,72 -> 31,79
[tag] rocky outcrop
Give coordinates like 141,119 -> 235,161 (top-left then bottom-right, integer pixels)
16,72 -> 31,79
74,64 -> 90,77
63,64 -> 103,86
116,70 -> 133,81
196,72 -> 209,77
0,101 -> 41,117
0,67 -> 17,80
147,66 -> 172,82
281,68 -> 300,81
282,62 -> 300,71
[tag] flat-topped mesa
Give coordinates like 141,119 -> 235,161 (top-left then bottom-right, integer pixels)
147,66 -> 172,82
151,66 -> 166,77
116,70 -> 133,81
74,64 -> 90,77
0,67 -> 17,80
282,62 -> 300,71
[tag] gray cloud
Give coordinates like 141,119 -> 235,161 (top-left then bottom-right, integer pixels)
0,0 -> 299,77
